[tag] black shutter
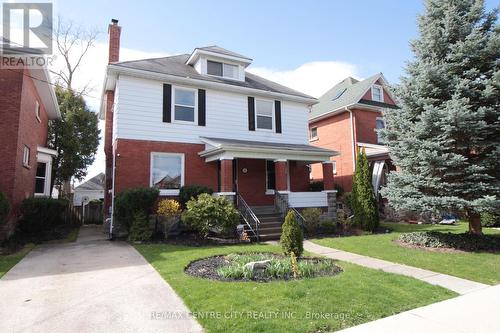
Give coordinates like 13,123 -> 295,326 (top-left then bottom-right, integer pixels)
275,100 -> 282,133
198,89 -> 206,126
162,84 -> 172,123
248,96 -> 255,131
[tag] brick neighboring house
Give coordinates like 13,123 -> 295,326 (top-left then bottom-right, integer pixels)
0,64 -> 60,239
100,20 -> 338,239
308,74 -> 398,197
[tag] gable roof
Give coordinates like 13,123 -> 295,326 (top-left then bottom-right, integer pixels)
111,53 -> 313,100
75,173 -> 105,191
309,73 -> 396,121
196,45 -> 252,61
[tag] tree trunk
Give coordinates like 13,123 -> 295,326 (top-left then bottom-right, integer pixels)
467,210 -> 482,235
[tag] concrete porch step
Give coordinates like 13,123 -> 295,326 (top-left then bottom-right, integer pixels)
250,206 -> 278,215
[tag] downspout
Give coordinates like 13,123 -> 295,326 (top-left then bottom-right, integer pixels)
345,107 -> 356,170
109,144 -> 117,239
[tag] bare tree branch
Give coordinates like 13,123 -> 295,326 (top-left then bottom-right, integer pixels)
52,16 -> 100,93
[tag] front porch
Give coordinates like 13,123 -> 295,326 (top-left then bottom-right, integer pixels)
198,137 -> 339,240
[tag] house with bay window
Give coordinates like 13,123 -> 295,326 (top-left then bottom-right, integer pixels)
101,20 -> 338,239
308,74 -> 398,198
0,63 -> 60,239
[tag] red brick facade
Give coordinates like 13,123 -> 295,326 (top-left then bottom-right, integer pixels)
0,68 -> 51,237
309,80 -> 397,192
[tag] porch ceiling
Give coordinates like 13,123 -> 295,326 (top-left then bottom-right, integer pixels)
198,137 -> 338,163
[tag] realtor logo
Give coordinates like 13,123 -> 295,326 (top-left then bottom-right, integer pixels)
2,2 -> 53,54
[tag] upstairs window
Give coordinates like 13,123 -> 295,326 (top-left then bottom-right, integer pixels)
371,85 -> 384,102
207,60 -> 239,79
35,101 -> 41,122
376,117 -> 386,144
173,87 -> 196,123
310,127 -> 318,140
255,99 -> 274,130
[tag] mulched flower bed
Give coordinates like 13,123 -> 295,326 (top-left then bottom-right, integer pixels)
185,253 -> 342,282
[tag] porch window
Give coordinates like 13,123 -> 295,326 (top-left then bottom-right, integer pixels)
266,160 -> 276,191
332,161 -> 337,175
255,99 -> 274,130
150,153 -> 184,195
35,162 -> 48,195
173,87 -> 196,123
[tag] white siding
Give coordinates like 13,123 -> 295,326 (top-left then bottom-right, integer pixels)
288,192 -> 328,208
114,75 -> 309,145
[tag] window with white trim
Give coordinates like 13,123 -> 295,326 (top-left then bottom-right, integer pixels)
35,162 -> 48,195
371,85 -> 384,102
150,153 -> 184,195
376,117 -> 386,144
310,127 -> 318,140
23,146 -> 30,167
173,87 -> 196,123
255,99 -> 274,130
207,60 -> 239,79
35,101 -> 41,122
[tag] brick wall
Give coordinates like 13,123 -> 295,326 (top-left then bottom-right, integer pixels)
309,111 -> 354,191
0,68 -> 50,237
114,139 -> 218,195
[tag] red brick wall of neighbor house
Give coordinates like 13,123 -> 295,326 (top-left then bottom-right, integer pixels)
354,109 -> 381,144
309,112 -> 354,191
0,69 -> 49,236
113,139 -> 218,195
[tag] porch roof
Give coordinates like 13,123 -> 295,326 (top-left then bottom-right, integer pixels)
199,137 -> 338,163
357,142 -> 390,159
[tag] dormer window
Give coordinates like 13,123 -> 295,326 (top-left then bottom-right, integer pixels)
207,60 -> 238,79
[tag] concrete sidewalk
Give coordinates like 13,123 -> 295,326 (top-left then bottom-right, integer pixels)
338,284 -> 500,333
0,225 -> 202,333
304,240 -> 488,294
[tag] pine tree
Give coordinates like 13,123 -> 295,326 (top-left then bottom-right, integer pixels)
380,0 -> 500,234
352,149 -> 380,232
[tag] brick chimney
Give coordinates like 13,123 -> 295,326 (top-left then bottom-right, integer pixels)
104,19 -> 121,218
108,19 -> 121,63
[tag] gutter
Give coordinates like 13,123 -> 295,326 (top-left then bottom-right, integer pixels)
345,106 -> 356,170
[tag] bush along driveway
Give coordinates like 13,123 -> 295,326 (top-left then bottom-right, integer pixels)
313,222 -> 500,285
135,243 -> 456,333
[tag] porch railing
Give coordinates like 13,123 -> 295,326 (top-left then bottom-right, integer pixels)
236,193 -> 260,241
274,192 -> 306,230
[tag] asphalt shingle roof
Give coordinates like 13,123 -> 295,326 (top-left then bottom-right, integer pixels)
113,53 -> 313,100
201,137 -> 336,154
75,173 -> 105,191
309,74 -> 382,120
196,45 -> 252,60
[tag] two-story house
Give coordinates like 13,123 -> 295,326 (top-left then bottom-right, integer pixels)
101,20 -> 338,239
308,74 -> 398,197
0,63 -> 60,239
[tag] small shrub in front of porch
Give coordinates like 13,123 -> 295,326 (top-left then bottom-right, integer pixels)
280,211 -> 304,256
181,193 -> 239,238
179,185 -> 213,207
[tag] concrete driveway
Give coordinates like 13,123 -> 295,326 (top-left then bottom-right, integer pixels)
0,225 -> 202,333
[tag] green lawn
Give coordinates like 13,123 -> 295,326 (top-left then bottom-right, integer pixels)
314,222 -> 500,285
135,243 -> 455,333
0,243 -> 35,278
